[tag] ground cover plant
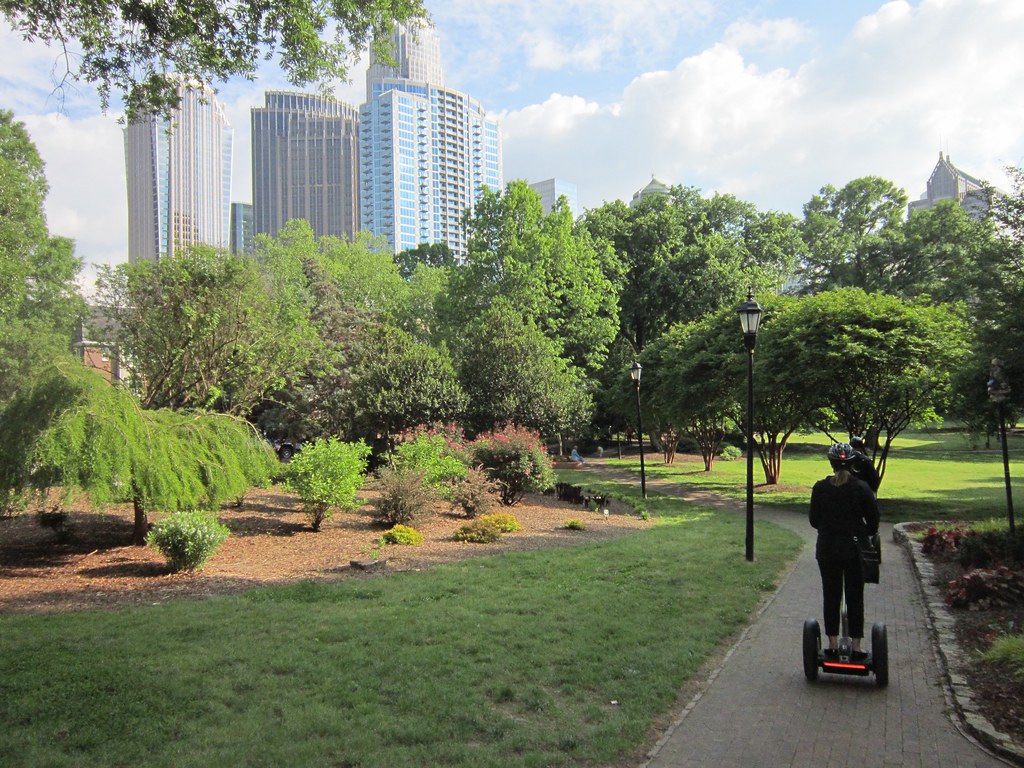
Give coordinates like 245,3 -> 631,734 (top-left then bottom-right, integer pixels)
0,494 -> 800,768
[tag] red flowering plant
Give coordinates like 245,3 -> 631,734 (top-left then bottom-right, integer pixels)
469,425 -> 555,506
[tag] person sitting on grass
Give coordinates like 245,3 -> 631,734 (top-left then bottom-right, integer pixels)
570,447 -> 584,463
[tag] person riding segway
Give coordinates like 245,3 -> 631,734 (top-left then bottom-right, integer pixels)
803,442 -> 888,686
849,436 -> 881,495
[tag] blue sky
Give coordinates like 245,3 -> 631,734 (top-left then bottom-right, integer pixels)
2,0 -> 1023,281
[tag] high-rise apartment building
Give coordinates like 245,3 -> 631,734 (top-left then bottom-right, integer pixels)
251,91 -> 361,240
359,22 -> 502,257
124,82 -> 233,263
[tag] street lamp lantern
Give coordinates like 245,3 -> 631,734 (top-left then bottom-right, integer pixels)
630,361 -> 647,499
737,288 -> 763,562
738,290 -> 763,350
988,358 -> 1015,534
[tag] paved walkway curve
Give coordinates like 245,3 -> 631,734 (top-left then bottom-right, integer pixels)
575,462 -> 1014,768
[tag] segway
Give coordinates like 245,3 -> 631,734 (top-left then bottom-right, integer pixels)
803,600 -> 888,687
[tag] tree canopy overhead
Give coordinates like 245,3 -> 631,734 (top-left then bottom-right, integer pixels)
2,0 -> 429,117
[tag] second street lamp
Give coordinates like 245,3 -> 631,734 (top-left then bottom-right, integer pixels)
630,361 -> 647,499
738,289 -> 763,562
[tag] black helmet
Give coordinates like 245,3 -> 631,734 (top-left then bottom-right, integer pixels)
828,442 -> 856,469
850,436 -> 864,450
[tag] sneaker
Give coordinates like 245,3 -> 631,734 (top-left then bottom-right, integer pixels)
851,651 -> 868,662
823,648 -> 839,660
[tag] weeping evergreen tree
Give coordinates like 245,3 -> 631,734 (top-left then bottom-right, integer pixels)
0,360 -> 278,543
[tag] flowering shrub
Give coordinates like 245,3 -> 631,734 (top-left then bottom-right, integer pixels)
564,518 -> 586,531
393,426 -> 469,498
945,566 -> 1024,609
469,425 -> 555,505
146,511 -> 229,572
283,438 -> 370,531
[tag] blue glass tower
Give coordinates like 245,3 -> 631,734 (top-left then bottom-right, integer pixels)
359,22 -> 502,257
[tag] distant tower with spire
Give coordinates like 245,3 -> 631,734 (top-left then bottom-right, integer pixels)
908,152 -> 995,220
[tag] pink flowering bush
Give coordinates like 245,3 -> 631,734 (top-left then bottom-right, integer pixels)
469,425 -> 555,506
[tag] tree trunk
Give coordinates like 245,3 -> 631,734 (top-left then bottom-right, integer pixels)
132,498 -> 149,545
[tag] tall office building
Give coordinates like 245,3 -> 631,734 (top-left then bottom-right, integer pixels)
124,82 -> 233,263
251,91 -> 361,240
529,178 -> 580,218
360,22 -> 502,257
908,153 -> 993,220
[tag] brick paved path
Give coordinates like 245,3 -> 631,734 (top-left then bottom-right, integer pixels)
579,463 -> 1011,768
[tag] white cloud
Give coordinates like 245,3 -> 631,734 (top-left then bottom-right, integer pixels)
724,18 -> 812,52
501,0 -> 1024,215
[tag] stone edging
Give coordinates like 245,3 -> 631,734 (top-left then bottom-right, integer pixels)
893,523 -> 1024,766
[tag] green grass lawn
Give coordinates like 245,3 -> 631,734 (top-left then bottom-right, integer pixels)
0,493 -> 801,768
602,428 -> 1023,524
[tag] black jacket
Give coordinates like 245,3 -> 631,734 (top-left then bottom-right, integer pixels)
809,475 -> 879,561
850,451 -> 881,493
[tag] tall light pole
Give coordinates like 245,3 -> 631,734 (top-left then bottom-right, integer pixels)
988,358 -> 1015,534
738,289 -> 763,562
630,361 -> 647,499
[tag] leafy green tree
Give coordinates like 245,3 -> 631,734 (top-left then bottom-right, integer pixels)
969,166 -> 1024,415
770,288 -> 971,485
582,186 -> 801,355
798,176 -> 908,293
394,242 -> 454,280
97,244 -> 317,415
444,182 -> 618,373
0,111 -> 86,403
3,0 -> 428,117
457,299 -> 592,436
893,200 -> 996,306
0,361 -> 277,542
350,323 -> 467,447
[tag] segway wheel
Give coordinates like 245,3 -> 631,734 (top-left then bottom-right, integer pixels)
871,622 -> 889,688
803,619 -> 821,681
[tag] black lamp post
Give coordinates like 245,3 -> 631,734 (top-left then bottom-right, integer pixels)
630,361 -> 647,499
987,358 -> 1015,534
738,289 -> 763,562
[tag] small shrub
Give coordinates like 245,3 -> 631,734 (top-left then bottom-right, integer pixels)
283,437 -> 370,531
393,427 -> 469,499
718,444 -> 742,461
470,425 -> 555,505
958,530 -> 1024,569
564,518 -> 586,531
945,566 -> 1024,609
480,512 -> 519,533
453,517 -> 504,543
449,466 -> 500,518
380,524 -> 424,546
371,467 -> 437,526
146,511 -> 229,572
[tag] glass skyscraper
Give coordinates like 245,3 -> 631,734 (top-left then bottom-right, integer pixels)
251,91 -> 361,241
124,82 -> 233,263
359,22 -> 502,257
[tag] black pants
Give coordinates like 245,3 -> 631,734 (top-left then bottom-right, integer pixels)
817,556 -> 865,638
